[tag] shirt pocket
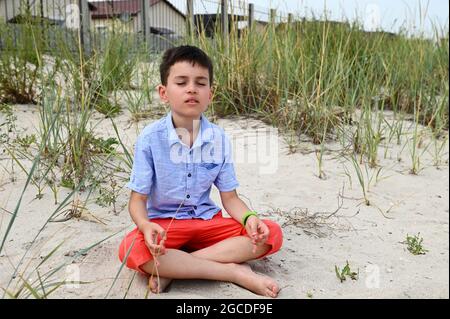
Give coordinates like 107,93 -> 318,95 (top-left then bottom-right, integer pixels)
197,163 -> 220,189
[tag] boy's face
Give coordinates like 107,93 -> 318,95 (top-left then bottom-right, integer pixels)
158,61 -> 212,120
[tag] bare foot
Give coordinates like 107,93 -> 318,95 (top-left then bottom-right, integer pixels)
231,263 -> 279,298
148,276 -> 173,294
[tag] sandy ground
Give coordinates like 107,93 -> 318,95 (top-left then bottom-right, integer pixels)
0,103 -> 448,299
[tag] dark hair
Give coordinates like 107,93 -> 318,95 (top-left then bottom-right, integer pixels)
159,45 -> 213,86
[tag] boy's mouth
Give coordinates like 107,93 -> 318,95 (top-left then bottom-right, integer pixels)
185,98 -> 199,104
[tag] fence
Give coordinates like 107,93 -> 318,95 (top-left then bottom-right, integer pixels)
0,0 -> 293,54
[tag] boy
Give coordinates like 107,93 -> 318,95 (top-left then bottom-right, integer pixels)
119,45 -> 283,298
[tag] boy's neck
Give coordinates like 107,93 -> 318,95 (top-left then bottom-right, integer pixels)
171,112 -> 201,132
171,112 -> 201,147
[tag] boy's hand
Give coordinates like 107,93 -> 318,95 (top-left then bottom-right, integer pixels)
141,222 -> 167,258
245,216 -> 270,254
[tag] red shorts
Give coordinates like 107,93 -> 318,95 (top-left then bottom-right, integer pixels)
118,211 -> 283,274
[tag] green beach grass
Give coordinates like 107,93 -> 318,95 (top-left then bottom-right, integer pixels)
0,8 -> 448,298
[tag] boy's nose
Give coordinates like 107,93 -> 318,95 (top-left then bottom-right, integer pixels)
186,83 -> 198,93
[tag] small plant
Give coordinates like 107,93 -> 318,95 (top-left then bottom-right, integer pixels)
88,135 -> 119,155
4,145 -> 48,199
394,115 -> 406,146
0,18 -> 44,104
45,174 -> 59,205
0,106 -> 17,181
335,261 -> 359,283
124,65 -> 155,122
15,134 -> 37,149
408,99 -> 430,175
60,178 -> 75,190
0,104 -> 17,145
94,95 -> 121,117
0,103 -> 10,112
347,153 -> 370,206
124,89 -> 152,122
430,134 -> 448,168
351,104 -> 385,168
315,121 -> 328,179
408,123 -> 422,175
95,177 -> 121,214
315,148 -> 326,179
404,233 -> 428,255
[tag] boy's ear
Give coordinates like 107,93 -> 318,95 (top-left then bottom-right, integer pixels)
157,84 -> 168,103
209,85 -> 215,101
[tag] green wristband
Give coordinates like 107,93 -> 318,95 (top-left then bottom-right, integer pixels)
242,211 -> 258,226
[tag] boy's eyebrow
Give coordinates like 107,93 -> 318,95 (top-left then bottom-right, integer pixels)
173,75 -> 209,81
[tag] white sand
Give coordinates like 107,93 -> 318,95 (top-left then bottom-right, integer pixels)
0,104 -> 448,299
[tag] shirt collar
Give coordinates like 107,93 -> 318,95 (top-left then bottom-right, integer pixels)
166,111 -> 214,148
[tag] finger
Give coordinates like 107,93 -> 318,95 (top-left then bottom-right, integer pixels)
255,238 -> 265,246
159,240 -> 166,255
151,231 -> 158,245
247,228 -> 257,241
145,231 -> 161,252
151,250 -> 163,259
258,223 -> 269,237
146,241 -> 157,254
153,256 -> 160,267
248,220 -> 257,235
148,243 -> 164,254
255,231 -> 268,244
258,232 -> 267,241
158,229 -> 167,241
263,225 -> 270,237
252,223 -> 262,241
257,221 -> 267,233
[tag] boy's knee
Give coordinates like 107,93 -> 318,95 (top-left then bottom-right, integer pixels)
118,239 -> 127,263
118,236 -> 136,267
263,220 -> 283,253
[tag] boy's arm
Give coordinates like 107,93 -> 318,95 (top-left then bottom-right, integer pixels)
220,190 -> 269,249
129,191 -> 166,255
219,190 -> 252,222
129,191 -> 152,230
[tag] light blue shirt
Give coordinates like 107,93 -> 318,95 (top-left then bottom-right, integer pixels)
127,112 -> 239,220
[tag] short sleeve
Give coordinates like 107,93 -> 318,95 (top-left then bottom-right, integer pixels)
126,134 -> 154,195
214,132 -> 239,192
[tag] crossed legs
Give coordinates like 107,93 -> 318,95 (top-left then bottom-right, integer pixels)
142,235 -> 279,298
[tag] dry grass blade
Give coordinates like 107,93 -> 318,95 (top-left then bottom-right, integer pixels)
270,186 -> 347,238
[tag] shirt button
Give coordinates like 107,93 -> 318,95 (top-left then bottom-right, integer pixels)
188,173 -> 192,177
186,194 -> 190,199
194,206 -> 197,209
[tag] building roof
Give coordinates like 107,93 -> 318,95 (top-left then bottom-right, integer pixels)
7,14 -> 65,26
89,0 -> 185,19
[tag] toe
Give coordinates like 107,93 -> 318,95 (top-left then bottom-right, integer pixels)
265,288 -> 276,298
148,277 -> 159,293
270,285 -> 279,297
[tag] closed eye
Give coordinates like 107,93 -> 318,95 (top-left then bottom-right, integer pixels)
175,82 -> 206,86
